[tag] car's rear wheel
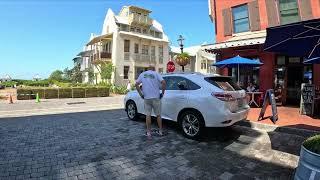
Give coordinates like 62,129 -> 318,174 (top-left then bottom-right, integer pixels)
126,101 -> 138,121
179,110 -> 204,139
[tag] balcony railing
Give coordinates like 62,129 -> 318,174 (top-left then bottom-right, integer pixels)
92,51 -> 112,64
124,53 -> 156,64
128,14 -> 153,27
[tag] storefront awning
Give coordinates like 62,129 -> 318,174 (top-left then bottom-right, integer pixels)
202,31 -> 266,53
86,33 -> 113,46
201,55 -> 215,61
264,18 -> 320,62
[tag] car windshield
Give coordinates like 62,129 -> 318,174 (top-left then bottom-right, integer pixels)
204,77 -> 242,91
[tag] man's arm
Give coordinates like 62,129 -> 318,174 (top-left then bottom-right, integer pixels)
161,80 -> 166,95
135,82 -> 144,99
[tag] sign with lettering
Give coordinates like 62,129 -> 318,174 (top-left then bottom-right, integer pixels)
258,89 -> 278,124
300,83 -> 315,116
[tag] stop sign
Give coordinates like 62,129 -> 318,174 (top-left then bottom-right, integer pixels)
167,61 -> 175,72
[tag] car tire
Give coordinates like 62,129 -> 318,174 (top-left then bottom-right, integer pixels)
126,100 -> 138,121
179,110 -> 204,139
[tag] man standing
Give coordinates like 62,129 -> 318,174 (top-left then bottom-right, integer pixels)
135,66 -> 166,139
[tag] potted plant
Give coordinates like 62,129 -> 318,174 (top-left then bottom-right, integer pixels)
294,134 -> 320,180
175,52 -> 190,72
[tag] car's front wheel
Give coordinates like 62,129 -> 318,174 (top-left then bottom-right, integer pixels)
126,101 -> 138,121
179,110 -> 204,139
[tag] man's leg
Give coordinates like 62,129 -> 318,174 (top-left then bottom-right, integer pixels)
144,100 -> 152,136
154,99 -> 163,135
146,115 -> 152,132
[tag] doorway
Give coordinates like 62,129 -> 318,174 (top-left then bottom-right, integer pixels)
286,66 -> 303,105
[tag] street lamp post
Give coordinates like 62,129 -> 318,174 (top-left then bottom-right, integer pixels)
177,35 -> 185,71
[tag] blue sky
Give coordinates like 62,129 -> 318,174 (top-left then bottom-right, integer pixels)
0,0 -> 215,79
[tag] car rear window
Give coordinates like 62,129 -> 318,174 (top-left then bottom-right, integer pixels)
204,77 -> 242,91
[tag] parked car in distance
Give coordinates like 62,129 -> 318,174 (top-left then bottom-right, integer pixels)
124,72 -> 250,139
0,84 -> 5,89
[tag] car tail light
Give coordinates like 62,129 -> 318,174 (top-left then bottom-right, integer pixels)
212,92 -> 236,101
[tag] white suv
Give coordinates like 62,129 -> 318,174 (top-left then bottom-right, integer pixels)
124,73 -> 250,139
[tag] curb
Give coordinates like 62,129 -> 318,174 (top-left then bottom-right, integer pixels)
235,120 -> 320,137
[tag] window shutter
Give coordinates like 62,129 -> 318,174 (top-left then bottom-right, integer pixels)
248,0 -> 261,31
222,8 -> 232,36
299,0 -> 313,21
265,0 -> 280,27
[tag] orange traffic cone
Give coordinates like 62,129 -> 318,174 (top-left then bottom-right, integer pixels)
8,94 -> 13,104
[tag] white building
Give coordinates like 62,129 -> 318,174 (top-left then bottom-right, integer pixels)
76,6 -> 170,86
170,45 -> 216,74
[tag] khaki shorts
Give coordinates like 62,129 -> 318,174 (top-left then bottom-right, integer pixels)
144,98 -> 161,116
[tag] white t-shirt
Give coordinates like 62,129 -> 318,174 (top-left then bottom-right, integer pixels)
136,70 -> 164,99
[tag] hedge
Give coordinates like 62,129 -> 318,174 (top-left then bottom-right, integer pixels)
17,87 -> 109,100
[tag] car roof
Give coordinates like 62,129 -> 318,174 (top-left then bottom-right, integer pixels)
162,72 -> 231,78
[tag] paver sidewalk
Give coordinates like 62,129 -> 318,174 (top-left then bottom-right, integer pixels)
0,109 -> 308,179
247,106 -> 320,131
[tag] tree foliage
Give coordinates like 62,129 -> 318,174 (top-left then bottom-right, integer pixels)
100,63 -> 113,82
71,63 -> 83,83
49,70 -> 64,82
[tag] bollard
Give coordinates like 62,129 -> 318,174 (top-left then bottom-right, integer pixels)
36,93 -> 40,103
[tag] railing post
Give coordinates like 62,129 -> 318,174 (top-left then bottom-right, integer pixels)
58,88 -> 60,99
72,88 -> 74,98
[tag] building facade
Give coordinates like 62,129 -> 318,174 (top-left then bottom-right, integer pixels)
205,0 -> 320,105
76,6 -> 169,86
170,46 -> 216,74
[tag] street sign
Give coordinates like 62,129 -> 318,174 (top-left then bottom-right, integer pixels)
167,61 -> 175,72
258,89 -> 278,124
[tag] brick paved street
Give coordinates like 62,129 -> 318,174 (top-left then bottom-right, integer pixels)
0,98 -> 310,180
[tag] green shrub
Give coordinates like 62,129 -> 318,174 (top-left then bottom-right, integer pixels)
23,80 -> 50,87
44,88 -> 59,99
303,135 -> 320,154
17,87 -> 109,100
0,81 -> 17,87
72,88 -> 85,98
17,88 -> 33,100
58,88 -> 72,98
112,86 -> 128,94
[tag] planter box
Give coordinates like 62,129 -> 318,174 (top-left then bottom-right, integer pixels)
295,145 -> 320,180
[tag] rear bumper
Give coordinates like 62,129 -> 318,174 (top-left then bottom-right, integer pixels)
205,106 -> 250,127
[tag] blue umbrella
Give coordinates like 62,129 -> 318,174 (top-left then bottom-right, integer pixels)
264,18 -> 320,63
212,55 -> 263,83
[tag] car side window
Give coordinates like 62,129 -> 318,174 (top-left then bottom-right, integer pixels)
163,76 -> 200,90
187,79 -> 201,90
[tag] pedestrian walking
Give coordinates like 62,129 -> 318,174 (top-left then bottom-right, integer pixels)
135,65 -> 166,139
